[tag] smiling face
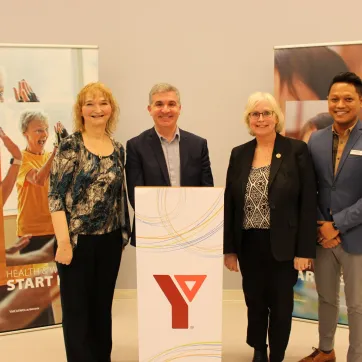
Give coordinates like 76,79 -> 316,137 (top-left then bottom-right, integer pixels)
328,82 -> 362,129
248,100 -> 278,137
24,119 -> 49,154
148,91 -> 181,133
81,91 -> 112,130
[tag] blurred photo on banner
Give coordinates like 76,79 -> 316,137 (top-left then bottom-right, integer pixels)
274,43 -> 362,138
0,44 -> 98,333
273,42 -> 362,325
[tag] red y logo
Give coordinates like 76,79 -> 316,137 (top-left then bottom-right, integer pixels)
154,275 -> 207,329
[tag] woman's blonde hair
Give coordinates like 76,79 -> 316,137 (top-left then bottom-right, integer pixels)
73,82 -> 119,135
243,92 -> 284,135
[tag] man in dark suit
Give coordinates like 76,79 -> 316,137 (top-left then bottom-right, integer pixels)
300,72 -> 362,362
126,83 -> 214,245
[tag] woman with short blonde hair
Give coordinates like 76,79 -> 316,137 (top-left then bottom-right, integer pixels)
224,92 -> 316,361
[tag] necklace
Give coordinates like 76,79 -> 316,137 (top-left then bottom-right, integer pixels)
26,147 -> 44,155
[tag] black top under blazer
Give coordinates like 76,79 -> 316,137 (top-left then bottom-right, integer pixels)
223,133 -> 317,261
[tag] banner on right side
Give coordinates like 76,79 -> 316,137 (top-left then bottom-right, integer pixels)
274,41 -> 362,325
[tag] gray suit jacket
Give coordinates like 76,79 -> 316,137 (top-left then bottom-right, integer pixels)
308,120 -> 362,254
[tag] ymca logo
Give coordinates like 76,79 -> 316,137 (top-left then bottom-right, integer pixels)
154,274 -> 207,329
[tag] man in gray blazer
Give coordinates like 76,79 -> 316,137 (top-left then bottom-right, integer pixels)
300,72 -> 362,362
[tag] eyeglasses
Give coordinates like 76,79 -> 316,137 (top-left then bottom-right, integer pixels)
249,110 -> 274,120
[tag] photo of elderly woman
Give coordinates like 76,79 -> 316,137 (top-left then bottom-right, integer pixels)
0,44 -> 99,335
0,135 -> 60,332
15,111 -> 67,254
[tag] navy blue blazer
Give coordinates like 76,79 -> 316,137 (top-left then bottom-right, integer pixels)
309,120 -> 362,254
126,127 -> 214,246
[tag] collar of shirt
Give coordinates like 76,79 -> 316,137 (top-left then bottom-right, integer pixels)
332,121 -> 358,137
155,127 -> 180,143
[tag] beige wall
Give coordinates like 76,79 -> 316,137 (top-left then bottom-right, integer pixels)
1,0 -> 362,289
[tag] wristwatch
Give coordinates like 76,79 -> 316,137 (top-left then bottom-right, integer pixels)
10,158 -> 22,166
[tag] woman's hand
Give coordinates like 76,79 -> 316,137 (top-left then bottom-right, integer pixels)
55,242 -> 73,265
294,257 -> 311,271
224,253 -> 239,272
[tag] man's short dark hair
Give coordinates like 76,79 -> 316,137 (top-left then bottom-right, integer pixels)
328,72 -> 362,96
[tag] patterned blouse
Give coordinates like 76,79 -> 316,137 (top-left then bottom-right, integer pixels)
49,132 -> 131,247
243,165 -> 271,230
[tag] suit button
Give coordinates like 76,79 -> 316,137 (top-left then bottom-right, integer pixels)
270,204 -> 275,209
331,186 -> 336,191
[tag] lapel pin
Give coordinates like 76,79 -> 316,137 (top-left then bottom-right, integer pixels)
276,153 -> 281,159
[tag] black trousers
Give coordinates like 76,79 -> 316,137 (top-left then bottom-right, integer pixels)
238,229 -> 298,362
57,229 -> 123,362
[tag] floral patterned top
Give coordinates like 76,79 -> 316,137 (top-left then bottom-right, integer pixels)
49,132 -> 131,248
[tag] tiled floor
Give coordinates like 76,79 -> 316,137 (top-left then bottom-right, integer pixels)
0,298 -> 349,362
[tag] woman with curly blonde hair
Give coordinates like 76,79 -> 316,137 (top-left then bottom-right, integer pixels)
49,82 -> 130,362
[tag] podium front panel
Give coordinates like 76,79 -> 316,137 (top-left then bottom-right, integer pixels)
135,187 -> 223,361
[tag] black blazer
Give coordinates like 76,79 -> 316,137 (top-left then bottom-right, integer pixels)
126,127 -> 214,245
224,133 -> 317,261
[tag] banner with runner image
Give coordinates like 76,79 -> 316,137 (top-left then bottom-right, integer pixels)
0,44 -> 98,333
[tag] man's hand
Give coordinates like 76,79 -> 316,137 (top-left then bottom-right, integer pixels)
318,220 -> 339,241
224,253 -> 239,272
321,235 -> 342,249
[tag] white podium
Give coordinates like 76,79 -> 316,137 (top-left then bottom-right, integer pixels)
135,187 -> 224,361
